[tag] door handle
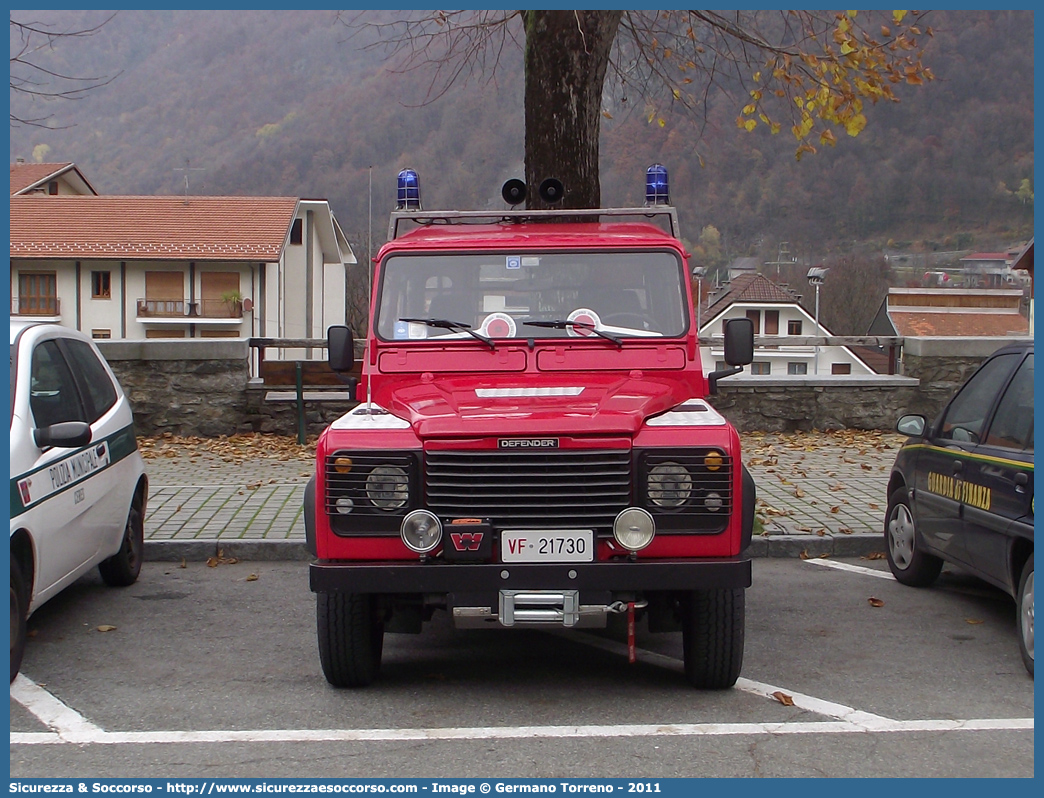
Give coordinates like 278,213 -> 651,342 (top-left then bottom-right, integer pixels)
952,460 -> 963,475
1015,472 -> 1028,492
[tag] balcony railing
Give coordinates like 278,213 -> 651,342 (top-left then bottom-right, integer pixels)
12,296 -> 60,316
136,299 -> 243,319
137,299 -> 185,317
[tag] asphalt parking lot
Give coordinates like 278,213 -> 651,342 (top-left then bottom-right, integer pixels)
10,556 -> 1033,778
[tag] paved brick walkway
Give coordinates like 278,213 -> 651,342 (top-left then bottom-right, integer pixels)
140,430 -> 903,559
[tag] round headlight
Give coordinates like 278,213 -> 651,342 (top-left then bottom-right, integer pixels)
648,462 -> 692,508
366,466 -> 409,510
401,510 -> 442,553
613,507 -> 655,552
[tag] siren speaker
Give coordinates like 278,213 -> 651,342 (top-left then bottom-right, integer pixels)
501,179 -> 527,206
538,178 -> 564,204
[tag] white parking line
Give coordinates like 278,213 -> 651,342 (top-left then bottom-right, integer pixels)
803,558 -> 896,580
10,641 -> 1033,747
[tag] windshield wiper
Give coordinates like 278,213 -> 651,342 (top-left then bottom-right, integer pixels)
522,319 -> 623,348
399,317 -> 496,351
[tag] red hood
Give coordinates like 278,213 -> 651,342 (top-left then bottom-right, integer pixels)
373,374 -> 695,438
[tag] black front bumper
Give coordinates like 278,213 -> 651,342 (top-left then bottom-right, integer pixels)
309,557 -> 751,594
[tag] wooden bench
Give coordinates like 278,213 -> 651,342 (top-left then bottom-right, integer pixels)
256,355 -> 361,443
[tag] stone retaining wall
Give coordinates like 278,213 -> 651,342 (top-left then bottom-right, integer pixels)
97,336 -> 1029,437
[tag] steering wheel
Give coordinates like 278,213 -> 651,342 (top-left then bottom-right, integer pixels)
600,312 -> 658,330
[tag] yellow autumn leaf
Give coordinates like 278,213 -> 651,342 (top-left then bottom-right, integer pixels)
743,119 -> 757,132
602,110 -> 613,119
893,10 -> 908,24
96,625 -> 117,633
820,128 -> 837,146
845,113 -> 867,136
840,40 -> 856,55
657,118 -> 666,128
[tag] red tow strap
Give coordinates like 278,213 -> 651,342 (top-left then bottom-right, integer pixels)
627,601 -> 636,663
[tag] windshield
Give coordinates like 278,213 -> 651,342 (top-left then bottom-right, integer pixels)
376,251 -> 689,342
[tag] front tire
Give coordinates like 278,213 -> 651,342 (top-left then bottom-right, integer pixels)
885,486 -> 943,587
317,592 -> 384,687
11,562 -> 27,683
681,588 -> 744,689
99,501 -> 144,587
1017,554 -> 1033,677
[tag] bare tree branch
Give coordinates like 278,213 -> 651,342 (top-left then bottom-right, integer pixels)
10,12 -> 122,128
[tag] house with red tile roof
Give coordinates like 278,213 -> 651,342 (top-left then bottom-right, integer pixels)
10,162 -> 356,343
10,160 -> 97,196
867,287 -> 1029,338
699,272 -> 874,377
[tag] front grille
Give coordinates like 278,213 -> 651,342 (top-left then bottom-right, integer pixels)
426,448 -> 631,530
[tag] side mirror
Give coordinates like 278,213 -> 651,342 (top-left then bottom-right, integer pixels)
707,318 -> 756,395
896,414 -> 927,438
34,421 -> 92,450
723,317 -> 754,366
327,325 -> 355,373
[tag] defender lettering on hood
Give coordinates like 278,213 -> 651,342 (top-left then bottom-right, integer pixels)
498,438 -> 559,449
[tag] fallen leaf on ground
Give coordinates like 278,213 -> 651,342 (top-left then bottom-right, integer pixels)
868,597 -> 884,607
245,574 -> 259,582
207,550 -> 240,567
96,625 -> 117,632
862,552 -> 886,560
772,691 -> 795,706
965,618 -> 984,625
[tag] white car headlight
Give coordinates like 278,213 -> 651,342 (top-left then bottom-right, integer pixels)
366,465 -> 409,510
647,461 -> 692,508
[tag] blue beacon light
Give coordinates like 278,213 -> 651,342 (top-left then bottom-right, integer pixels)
645,164 -> 669,206
397,168 -> 421,210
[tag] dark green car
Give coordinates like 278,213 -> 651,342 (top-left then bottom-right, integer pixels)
885,342 -> 1033,676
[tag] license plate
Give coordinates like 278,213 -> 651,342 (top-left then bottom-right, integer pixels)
501,530 -> 594,563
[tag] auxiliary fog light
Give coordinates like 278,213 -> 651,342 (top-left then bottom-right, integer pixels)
401,510 -> 442,553
613,507 -> 655,552
335,497 -> 354,515
704,492 -> 723,512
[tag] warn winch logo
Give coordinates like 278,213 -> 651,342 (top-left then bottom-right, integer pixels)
450,532 -> 484,552
498,438 -> 559,449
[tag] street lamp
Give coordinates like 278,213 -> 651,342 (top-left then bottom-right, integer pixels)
692,265 -> 706,336
806,267 -> 828,375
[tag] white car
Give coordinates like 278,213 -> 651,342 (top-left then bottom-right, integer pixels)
10,321 -> 148,681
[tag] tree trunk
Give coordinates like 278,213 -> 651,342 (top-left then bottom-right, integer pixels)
522,10 -> 621,210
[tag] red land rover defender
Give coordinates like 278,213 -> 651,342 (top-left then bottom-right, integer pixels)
306,167 -> 756,689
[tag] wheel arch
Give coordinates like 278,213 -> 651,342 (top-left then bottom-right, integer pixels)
1010,537 -> 1033,596
887,470 -> 908,500
10,528 -> 36,600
